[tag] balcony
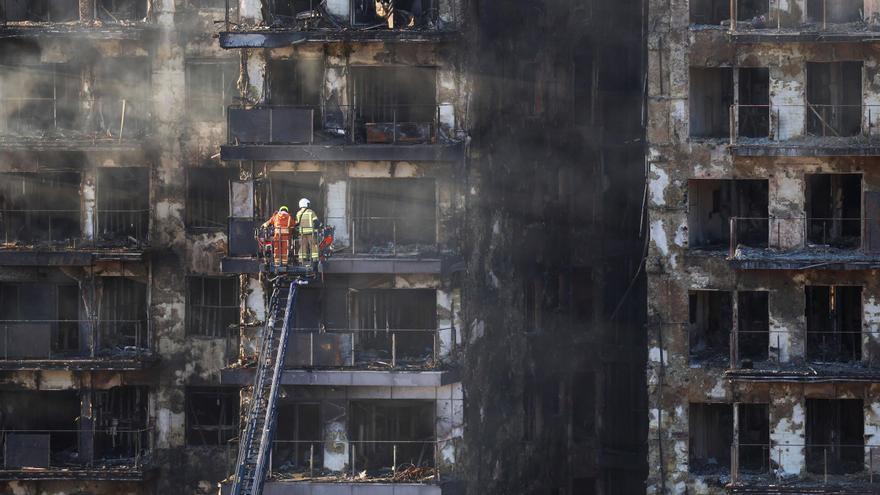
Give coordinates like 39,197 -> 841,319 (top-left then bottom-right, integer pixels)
727,104 -> 880,156
0,427 -> 153,481
221,105 -> 464,162
218,0 -> 458,48
0,319 -> 155,370
726,216 -> 880,269
0,0 -> 155,39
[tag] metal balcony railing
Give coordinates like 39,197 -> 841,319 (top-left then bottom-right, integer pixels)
729,104 -> 880,144
730,325 -> 868,367
227,104 -> 457,146
0,97 -> 150,142
0,208 -> 151,248
0,319 -> 152,361
348,216 -> 438,255
731,443 -> 880,484
728,217 -> 867,256
0,427 -> 152,470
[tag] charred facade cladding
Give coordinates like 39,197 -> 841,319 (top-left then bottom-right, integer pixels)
649,1 -> 880,494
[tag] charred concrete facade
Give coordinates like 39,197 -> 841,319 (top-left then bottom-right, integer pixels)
649,1 -> 880,493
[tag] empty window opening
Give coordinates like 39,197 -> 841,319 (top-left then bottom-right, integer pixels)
350,289 -> 436,366
807,0 -> 862,24
688,179 -> 768,250
689,402 -> 733,474
98,277 -> 148,352
187,276 -> 239,337
690,0 -> 766,24
738,68 -> 769,138
1,0 -> 79,22
807,62 -> 862,137
187,168 -> 232,230
186,60 -> 238,121
0,390 -> 79,468
97,0 -> 147,21
806,285 -> 862,363
0,63 -> 81,135
93,58 -> 151,137
348,67 -> 437,143
267,59 -> 323,128
97,168 -> 149,244
738,291 -> 769,362
806,174 -> 862,248
0,282 -> 79,358
186,387 -> 239,446
689,291 -> 732,365
0,172 -> 81,245
690,68 -> 732,138
351,178 -> 436,252
806,399 -> 864,474
92,386 -> 148,461
273,402 -> 321,472
268,0 -> 315,23
266,172 -> 322,221
351,0 -> 436,28
350,400 -> 435,473
737,0 -> 768,22
737,403 -> 769,473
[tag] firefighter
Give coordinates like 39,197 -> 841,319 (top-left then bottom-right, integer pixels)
262,206 -> 293,267
296,198 -> 320,263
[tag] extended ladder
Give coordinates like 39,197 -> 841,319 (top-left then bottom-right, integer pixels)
231,278 -> 302,495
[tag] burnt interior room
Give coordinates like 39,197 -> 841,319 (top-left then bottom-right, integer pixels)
689,290 -> 732,364
738,67 -> 769,138
273,402 -> 321,471
0,171 -> 81,244
806,173 -> 862,248
186,60 -> 238,121
97,167 -> 150,243
0,281 -> 79,358
351,0 -> 435,27
806,398 -> 864,474
738,403 -> 769,473
349,400 -> 435,472
265,171 -> 323,221
738,291 -> 769,363
97,0 -> 148,21
689,0 -> 768,24
351,289 -> 437,365
185,387 -> 240,446
806,62 -> 862,137
0,56 -> 81,135
689,402 -> 733,474
187,168 -> 233,231
0,390 -> 79,468
689,67 -> 732,138
349,66 -> 437,143
688,179 -> 768,250
98,277 -> 148,351
0,0 -> 79,22
96,57 -> 151,136
350,178 -> 436,251
92,386 -> 149,461
807,0 -> 863,24
805,285 -> 862,363
267,59 -> 323,126
186,276 -> 239,338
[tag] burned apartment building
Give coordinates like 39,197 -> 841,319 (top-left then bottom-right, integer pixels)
0,0 -> 648,494
648,0 -> 880,493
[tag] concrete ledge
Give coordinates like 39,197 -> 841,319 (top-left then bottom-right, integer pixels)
0,250 -> 145,266
221,257 -> 443,275
220,30 -> 459,48
730,144 -> 880,157
726,367 -> 880,383
221,368 -> 458,387
220,143 -> 464,162
730,31 -> 880,43
0,467 -> 150,481
0,356 -> 157,371
223,482 -> 445,495
0,24 -> 156,40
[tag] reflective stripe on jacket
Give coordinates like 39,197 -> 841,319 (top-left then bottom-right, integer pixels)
271,211 -> 293,234
296,208 -> 318,234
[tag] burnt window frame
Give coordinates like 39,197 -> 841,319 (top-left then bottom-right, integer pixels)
688,402 -> 734,475
185,387 -> 240,446
349,177 -> 438,251
0,0 -> 80,23
805,173 -> 863,248
185,59 -> 239,122
689,67 -> 734,139
805,284 -> 863,363
0,171 -> 82,245
96,167 -> 150,244
186,275 -> 240,338
688,289 -> 733,366
186,168 -> 233,231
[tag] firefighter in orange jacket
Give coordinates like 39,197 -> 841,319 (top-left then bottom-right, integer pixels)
262,206 -> 293,267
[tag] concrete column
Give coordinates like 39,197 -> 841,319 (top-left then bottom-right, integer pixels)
322,399 -> 348,472
435,383 -> 462,474
769,64 -> 806,141
436,288 -> 459,361
245,50 -> 267,104
769,170 -> 806,250
81,168 -> 97,242
769,385 -> 805,477
769,276 -> 806,363
864,388 -> 880,475
326,180 -> 349,248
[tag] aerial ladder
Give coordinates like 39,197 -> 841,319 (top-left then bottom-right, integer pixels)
229,225 -> 334,495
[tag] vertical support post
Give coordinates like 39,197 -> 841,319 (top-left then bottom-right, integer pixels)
351,332 -> 356,366
729,217 -> 737,258
393,444 -> 397,475
730,0 -> 736,31
310,332 -> 314,367
824,447 -> 828,484
118,99 -> 126,143
310,443 -> 314,477
392,333 -> 397,368
823,0 -> 827,30
731,291 -> 739,368
392,107 -> 397,144
351,444 -> 356,477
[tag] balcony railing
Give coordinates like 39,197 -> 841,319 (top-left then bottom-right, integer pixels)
227,104 -> 457,146
729,104 -> 880,145
727,217 -> 870,256
348,216 -> 438,255
0,319 -> 152,361
280,327 -> 446,369
730,325 -> 867,367
729,0 -> 871,32
0,427 -> 151,471
731,443 -> 880,484
0,208 -> 151,248
0,97 -> 150,142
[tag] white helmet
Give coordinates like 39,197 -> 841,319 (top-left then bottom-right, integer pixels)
299,198 -> 310,208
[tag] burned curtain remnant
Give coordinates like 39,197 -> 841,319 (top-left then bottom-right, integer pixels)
186,276 -> 239,337
807,62 -> 862,137
0,172 -> 81,245
688,179 -> 768,250
805,285 -> 862,363
351,178 -> 436,252
689,402 -> 733,474
351,289 -> 437,366
689,290 -> 732,365
98,277 -> 148,352
806,399 -> 864,474
689,68 -> 732,138
97,168 -> 149,244
350,66 -> 437,143
0,282 -> 79,359
349,400 -> 435,472
806,174 -> 862,248
186,387 -> 239,446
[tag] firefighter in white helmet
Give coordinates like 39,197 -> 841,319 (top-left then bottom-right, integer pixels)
296,198 -> 320,263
